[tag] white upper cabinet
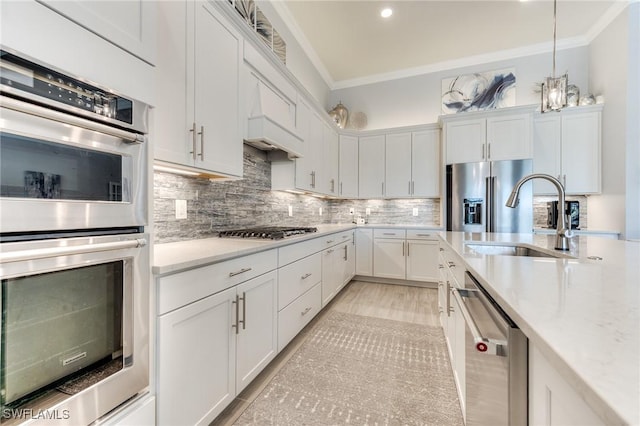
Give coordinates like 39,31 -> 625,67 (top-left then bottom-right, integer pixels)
359,135 -> 386,198
385,132 -> 413,197
412,128 -> 441,197
323,123 -> 340,195
155,1 -> 243,177
442,106 -> 534,164
533,105 -> 602,195
38,0 -> 156,65
385,128 -> 440,198
339,135 -> 359,198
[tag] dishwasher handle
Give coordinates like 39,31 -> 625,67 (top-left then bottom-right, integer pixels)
451,287 -> 506,356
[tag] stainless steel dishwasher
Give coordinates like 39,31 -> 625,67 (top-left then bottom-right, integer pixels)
451,271 -> 528,425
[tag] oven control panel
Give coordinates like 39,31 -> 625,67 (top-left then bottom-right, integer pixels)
0,50 -> 134,127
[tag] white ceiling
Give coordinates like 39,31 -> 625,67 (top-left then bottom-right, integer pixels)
277,0 -> 624,89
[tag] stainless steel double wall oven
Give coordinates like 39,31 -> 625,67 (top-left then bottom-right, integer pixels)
0,49 -> 150,425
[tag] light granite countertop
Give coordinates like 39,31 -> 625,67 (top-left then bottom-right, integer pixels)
439,231 -> 639,426
153,224 -> 357,275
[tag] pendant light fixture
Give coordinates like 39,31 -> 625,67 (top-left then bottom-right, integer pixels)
541,0 -> 568,112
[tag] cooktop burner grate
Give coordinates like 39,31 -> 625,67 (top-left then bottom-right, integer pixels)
219,226 -> 318,240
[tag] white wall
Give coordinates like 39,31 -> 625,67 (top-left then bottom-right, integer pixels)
329,47 -> 590,129
257,1 -> 331,108
587,4 -> 638,239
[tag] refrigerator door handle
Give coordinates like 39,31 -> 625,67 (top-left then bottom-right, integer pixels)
485,177 -> 491,232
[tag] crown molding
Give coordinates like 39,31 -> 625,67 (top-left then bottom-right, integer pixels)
584,0 -> 631,43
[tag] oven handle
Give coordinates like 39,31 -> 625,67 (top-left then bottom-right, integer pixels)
0,238 -> 147,263
451,287 -> 506,356
1,96 -> 145,144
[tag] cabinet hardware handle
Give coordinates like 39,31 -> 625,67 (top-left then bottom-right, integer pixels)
189,122 -> 197,160
402,241 -> 405,256
310,171 -> 315,188
301,307 -> 312,316
198,126 -> 204,159
240,292 -> 246,330
229,267 -> 252,277
563,174 -> 566,187
342,235 -> 349,239
439,264 -> 444,269
412,181 -> 415,194
326,240 -> 334,244
482,144 -> 485,160
447,261 -> 456,268
487,142 -> 491,159
439,247 -> 444,252
232,295 -> 240,334
408,181 -> 411,194
416,233 -> 431,237
331,178 -> 335,193
327,249 -> 334,254
382,182 -> 384,195
407,242 -> 410,257
383,233 -> 395,235
340,182 -> 343,194
301,273 -> 312,280
344,245 -> 348,260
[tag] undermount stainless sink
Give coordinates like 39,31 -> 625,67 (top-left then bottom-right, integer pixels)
465,243 -> 566,258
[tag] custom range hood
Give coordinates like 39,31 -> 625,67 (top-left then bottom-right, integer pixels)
243,42 -> 304,159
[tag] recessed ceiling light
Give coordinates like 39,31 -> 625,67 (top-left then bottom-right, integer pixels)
380,8 -> 393,18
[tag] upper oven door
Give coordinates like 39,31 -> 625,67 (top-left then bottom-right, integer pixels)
0,97 -> 147,234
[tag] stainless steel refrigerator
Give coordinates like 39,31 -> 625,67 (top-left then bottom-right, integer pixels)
446,160 -> 533,233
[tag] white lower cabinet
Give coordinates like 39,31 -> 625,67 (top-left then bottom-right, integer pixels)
529,344 -> 605,426
355,228 -> 373,276
157,267 -> 277,425
371,229 -> 439,282
278,283 -> 322,351
158,286 -> 236,425
322,235 -> 355,306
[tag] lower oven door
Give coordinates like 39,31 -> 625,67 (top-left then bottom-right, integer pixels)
0,233 -> 149,424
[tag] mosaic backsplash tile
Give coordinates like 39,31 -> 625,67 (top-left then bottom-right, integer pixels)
154,147 -> 441,243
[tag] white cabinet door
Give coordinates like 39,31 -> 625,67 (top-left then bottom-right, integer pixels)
562,111 -> 601,194
155,1 -> 243,177
373,239 -> 406,279
323,123 -> 340,195
355,228 -> 373,276
532,107 -> 602,195
39,0 -> 156,64
339,135 -> 359,198
486,113 -> 531,161
192,1 -> 242,177
235,271 -> 278,394
154,0 -> 190,165
344,238 -> 356,286
385,132 -> 412,197
412,129 -> 440,197
445,118 -> 486,164
157,287 -> 236,426
293,98 -> 314,191
532,115 -> 562,194
406,240 -> 439,282
321,246 -> 341,306
529,344 -> 605,426
359,135 -> 386,198
308,111 -> 325,192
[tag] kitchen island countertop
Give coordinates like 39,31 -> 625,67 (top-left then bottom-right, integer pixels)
440,231 -> 639,426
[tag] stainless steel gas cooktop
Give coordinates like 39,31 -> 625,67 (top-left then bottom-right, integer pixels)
219,226 -> 318,240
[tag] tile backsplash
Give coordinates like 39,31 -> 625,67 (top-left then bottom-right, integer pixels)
153,146 -> 441,243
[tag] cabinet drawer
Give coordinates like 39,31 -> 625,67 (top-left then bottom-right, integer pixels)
321,230 -> 353,247
278,283 -> 321,351
278,253 -> 321,310
373,228 -> 406,239
278,237 -> 324,267
158,249 -> 277,315
406,229 -> 439,240
440,245 -> 465,287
